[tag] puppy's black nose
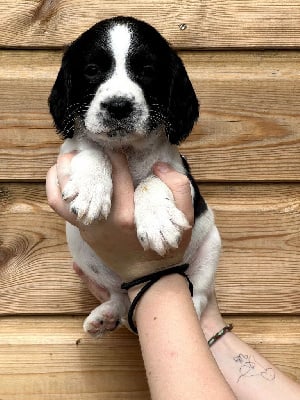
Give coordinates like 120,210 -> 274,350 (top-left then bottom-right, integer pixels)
102,97 -> 133,120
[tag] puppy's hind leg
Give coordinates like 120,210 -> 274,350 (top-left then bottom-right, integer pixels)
67,223 -> 130,337
83,292 -> 130,338
187,225 -> 221,318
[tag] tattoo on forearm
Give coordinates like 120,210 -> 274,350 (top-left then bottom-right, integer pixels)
234,353 -> 276,383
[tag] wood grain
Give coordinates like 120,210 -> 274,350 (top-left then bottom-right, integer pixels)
1,1 -> 299,395
0,315 -> 299,399
0,316 -> 149,400
1,1 -> 300,49
0,183 -> 299,315
0,50 -> 299,181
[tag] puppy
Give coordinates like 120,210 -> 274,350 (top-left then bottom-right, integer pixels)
49,16 -> 221,336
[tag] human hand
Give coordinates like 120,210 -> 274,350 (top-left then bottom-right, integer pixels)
46,151 -> 194,282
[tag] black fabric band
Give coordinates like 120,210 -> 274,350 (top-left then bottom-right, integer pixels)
121,264 -> 193,334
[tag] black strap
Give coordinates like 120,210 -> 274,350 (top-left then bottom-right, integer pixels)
121,264 -> 193,334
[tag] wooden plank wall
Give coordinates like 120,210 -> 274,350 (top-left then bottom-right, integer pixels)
0,1 -> 299,398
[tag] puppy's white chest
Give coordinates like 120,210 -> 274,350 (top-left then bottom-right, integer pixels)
126,140 -> 185,187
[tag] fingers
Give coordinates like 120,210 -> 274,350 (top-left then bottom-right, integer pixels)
153,162 -> 194,226
47,153 -> 191,238
46,155 -> 78,225
56,152 -> 76,191
106,150 -> 135,225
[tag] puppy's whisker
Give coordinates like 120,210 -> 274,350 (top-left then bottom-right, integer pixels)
62,104 -> 90,132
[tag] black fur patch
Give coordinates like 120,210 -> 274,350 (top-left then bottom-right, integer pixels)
48,16 -> 199,144
181,155 -> 208,219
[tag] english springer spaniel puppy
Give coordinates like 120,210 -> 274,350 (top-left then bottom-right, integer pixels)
49,16 -> 221,336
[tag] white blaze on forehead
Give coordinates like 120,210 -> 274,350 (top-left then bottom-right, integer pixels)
109,24 -> 131,73
85,22 -> 149,138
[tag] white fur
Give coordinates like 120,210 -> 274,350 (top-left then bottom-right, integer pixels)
134,175 -> 190,255
60,138 -> 112,224
85,24 -> 149,143
59,22 -> 221,336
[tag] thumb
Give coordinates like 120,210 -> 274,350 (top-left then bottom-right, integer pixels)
153,162 -> 194,225
105,150 -> 135,222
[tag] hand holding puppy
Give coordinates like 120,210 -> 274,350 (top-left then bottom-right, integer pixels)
46,151 -> 194,282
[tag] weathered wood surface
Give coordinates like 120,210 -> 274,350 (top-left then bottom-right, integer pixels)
0,316 -> 149,400
0,0 -> 299,396
1,50 -> 299,181
0,183 -> 299,315
2,1 -> 300,49
0,316 -> 299,399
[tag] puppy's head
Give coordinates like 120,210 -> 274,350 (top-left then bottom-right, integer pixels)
49,16 -> 199,146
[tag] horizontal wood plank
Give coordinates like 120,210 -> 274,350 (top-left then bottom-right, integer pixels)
0,315 -> 299,399
2,3 -> 299,398
0,183 -> 299,315
0,316 -> 148,400
0,50 -> 299,181
1,1 -> 300,49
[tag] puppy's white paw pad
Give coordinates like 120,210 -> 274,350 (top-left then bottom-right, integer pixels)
83,304 -> 120,338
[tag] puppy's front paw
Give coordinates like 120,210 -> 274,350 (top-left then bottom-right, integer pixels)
63,176 -> 112,224
61,150 -> 112,224
135,177 -> 190,255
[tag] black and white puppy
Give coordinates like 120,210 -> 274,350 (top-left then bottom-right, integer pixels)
49,16 -> 221,336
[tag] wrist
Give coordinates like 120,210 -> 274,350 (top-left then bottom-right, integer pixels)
127,272 -> 187,301
119,253 -> 186,283
201,314 -> 227,341
199,291 -> 227,341
126,272 -> 191,334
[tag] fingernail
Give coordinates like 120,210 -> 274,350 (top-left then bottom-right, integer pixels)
154,162 -> 172,173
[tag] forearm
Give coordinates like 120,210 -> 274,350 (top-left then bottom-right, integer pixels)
201,317 -> 300,400
128,274 -> 236,400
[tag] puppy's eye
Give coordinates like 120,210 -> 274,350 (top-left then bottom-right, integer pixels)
84,50 -> 112,79
135,64 -> 155,81
84,64 -> 100,78
141,65 -> 155,78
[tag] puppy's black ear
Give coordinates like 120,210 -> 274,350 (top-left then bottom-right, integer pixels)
48,55 -> 72,137
166,53 -> 199,145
